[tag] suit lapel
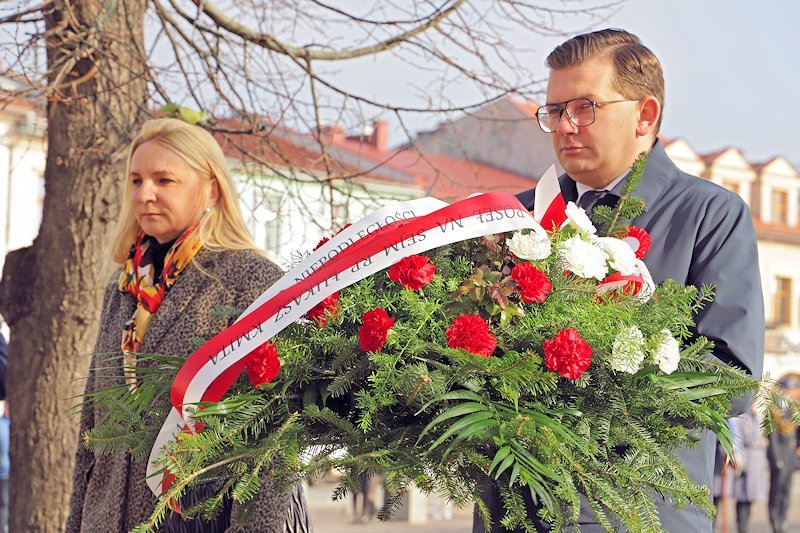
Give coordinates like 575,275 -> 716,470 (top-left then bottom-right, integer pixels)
514,172 -> 578,212
558,173 -> 579,204
611,141 -> 676,215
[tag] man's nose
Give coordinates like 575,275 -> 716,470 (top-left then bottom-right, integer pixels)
555,110 -> 578,135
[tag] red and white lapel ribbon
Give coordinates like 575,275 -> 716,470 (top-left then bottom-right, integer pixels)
146,192 -> 547,496
532,165 -> 567,231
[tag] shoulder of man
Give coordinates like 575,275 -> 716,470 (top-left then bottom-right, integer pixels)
640,145 -> 751,224
671,168 -> 751,224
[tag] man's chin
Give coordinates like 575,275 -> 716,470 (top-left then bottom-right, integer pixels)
558,159 -> 592,178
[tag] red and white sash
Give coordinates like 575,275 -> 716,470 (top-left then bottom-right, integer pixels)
146,192 -> 548,495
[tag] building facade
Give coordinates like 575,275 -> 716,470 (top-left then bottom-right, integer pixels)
2,89 -> 799,380
664,141 -> 800,379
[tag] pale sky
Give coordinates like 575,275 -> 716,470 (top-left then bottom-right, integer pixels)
325,0 -> 800,166
607,0 -> 800,165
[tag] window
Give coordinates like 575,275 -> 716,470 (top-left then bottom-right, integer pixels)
772,189 -> 789,224
774,277 -> 792,326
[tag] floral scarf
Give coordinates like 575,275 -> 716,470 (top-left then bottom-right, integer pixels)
119,223 -> 202,386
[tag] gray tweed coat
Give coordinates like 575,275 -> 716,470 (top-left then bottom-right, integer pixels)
66,248 -> 309,533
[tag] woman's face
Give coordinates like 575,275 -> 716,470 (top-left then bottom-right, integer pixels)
129,140 -> 213,244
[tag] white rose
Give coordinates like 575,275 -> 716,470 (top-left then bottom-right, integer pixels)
564,201 -> 597,237
610,325 -> 645,374
596,237 -> 638,276
653,329 -> 680,374
559,237 -> 608,280
507,230 -> 552,261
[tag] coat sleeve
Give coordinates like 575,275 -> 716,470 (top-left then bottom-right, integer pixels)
65,281 -> 118,533
220,252 -> 312,533
687,192 -> 765,414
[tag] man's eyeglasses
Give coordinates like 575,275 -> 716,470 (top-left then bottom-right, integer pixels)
535,97 -> 639,133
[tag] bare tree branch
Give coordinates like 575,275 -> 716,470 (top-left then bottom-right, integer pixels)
191,0 -> 466,61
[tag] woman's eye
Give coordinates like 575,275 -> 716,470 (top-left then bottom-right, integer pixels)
159,177 -> 174,184
131,178 -> 141,186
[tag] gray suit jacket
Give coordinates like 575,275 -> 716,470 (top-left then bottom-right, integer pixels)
476,141 -> 765,532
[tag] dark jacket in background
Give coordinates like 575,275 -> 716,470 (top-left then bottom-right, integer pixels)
0,333 -> 7,401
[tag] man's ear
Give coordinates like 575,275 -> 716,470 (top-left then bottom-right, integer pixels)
636,96 -> 661,138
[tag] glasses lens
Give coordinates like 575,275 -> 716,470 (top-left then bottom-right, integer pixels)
536,105 -> 562,133
565,98 -> 595,127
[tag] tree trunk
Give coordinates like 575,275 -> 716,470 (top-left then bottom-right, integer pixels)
0,1 -> 148,530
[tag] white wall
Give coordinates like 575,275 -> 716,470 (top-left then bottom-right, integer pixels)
235,168 -> 421,268
703,148 -> 756,208
0,112 -> 46,279
756,157 -> 800,227
664,139 -> 706,177
758,239 -> 800,376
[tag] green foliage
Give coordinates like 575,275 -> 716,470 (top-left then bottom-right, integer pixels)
80,153 -> 787,532
593,151 -> 648,237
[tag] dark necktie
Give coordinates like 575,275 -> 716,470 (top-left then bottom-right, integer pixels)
577,190 -> 609,212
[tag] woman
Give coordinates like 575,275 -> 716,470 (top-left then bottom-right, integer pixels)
66,118 -> 310,532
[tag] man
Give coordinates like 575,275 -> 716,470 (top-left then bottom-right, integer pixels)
766,378 -> 799,533
475,29 -> 764,532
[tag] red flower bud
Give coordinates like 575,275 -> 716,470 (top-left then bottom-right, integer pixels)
511,262 -> 553,304
359,308 -> 395,352
245,341 -> 281,387
543,328 -> 592,380
388,255 -> 436,291
446,314 -> 496,358
307,292 -> 340,327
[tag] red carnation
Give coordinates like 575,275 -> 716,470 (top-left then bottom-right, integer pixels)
446,314 -> 497,358
511,262 -> 553,304
245,341 -> 281,387
307,292 -> 340,327
359,308 -> 395,352
543,328 -> 592,380
388,255 -> 436,291
625,226 -> 651,259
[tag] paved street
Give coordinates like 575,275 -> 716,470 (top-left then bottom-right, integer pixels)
305,472 -> 800,532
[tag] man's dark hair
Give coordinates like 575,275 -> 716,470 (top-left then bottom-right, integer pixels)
547,28 -> 665,133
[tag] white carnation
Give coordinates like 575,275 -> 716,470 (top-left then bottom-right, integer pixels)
559,237 -> 608,280
507,229 -> 552,261
653,329 -> 680,374
610,326 -> 645,374
596,237 -> 638,276
564,201 -> 597,237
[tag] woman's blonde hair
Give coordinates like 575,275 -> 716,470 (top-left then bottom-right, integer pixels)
111,118 -> 260,264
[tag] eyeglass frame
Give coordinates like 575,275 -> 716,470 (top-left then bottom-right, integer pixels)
535,97 -> 640,133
